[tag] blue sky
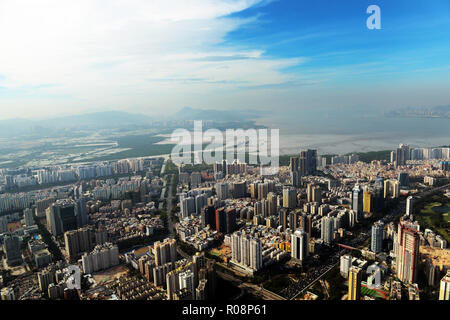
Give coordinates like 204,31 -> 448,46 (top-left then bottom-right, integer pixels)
0,0 -> 449,119
226,0 -> 450,85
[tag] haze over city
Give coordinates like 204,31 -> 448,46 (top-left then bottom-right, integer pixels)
0,0 -> 449,311
1,0 -> 450,120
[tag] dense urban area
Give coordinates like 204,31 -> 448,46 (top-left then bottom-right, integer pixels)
0,144 -> 449,301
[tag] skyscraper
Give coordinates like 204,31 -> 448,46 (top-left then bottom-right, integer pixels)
290,170 -> 302,188
299,149 -> 317,176
289,157 -> 299,172
396,218 -> 420,284
291,230 -> 308,263
75,197 -> 88,227
215,207 -> 227,233
179,270 -> 195,299
154,238 -> 177,267
384,179 -> 399,199
225,207 -> 237,234
249,238 -> 262,271
3,233 -> 22,266
232,181 -> 246,198
439,270 -> 450,300
46,199 -> 77,236
23,208 -> 35,227
231,232 -> 262,271
352,185 -> 363,215
398,172 -> 409,187
363,191 -> 373,213
321,216 -> 334,245
394,144 -> 411,167
371,221 -> 384,253
406,196 -> 414,216
267,192 -> 277,216
340,254 -> 352,278
283,187 -> 297,209
215,182 -> 229,200
201,205 -> 216,229
279,209 -> 288,232
195,194 -> 207,215
348,266 -> 362,300
180,196 -> 195,218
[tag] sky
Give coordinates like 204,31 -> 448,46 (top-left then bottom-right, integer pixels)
0,0 -> 449,120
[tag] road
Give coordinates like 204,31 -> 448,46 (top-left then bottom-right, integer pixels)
162,166 -> 191,261
216,270 -> 286,300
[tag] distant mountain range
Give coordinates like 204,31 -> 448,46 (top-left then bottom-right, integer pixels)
384,105 -> 450,118
172,106 -> 264,121
0,111 -> 154,137
0,107 -> 263,138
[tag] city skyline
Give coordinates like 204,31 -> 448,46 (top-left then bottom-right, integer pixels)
1,0 -> 450,308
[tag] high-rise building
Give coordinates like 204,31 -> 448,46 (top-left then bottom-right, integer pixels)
195,194 -> 207,215
64,227 -> 94,262
0,216 -> 8,233
231,232 -> 242,263
46,199 -> 77,236
406,196 -> 414,216
396,218 -> 420,284
291,230 -> 308,262
153,238 -> 177,267
290,170 -> 302,187
215,182 -> 229,200
215,207 -> 227,233
257,182 -> 269,201
231,232 -> 262,271
81,243 -> 119,274
321,216 -> 334,245
371,221 -> 384,253
439,270 -> 450,300
352,185 -> 363,215
75,197 -> 88,227
384,180 -> 399,199
3,233 -> 23,266
283,187 -> 297,209
225,207 -> 237,234
289,211 -> 298,231
180,197 -> 195,218
398,172 -> 409,187
279,209 -> 288,232
232,181 -> 246,198
267,192 -> 277,216
1,287 -> 16,300
289,157 -> 299,172
299,149 -> 317,176
23,208 -> 35,227
348,266 -> 362,300
340,254 -> 352,278
201,205 -> 216,229
179,270 -> 195,299
250,238 -> 262,271
307,183 -> 321,203
363,191 -> 373,213
393,144 -> 410,166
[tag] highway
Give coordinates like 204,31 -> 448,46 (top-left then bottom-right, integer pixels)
216,270 -> 286,300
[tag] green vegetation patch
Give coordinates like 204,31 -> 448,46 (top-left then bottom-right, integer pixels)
414,193 -> 450,242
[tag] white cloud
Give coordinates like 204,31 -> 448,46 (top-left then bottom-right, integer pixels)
0,0 -> 302,118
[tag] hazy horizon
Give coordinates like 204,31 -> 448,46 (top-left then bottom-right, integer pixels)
1,0 -> 450,121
